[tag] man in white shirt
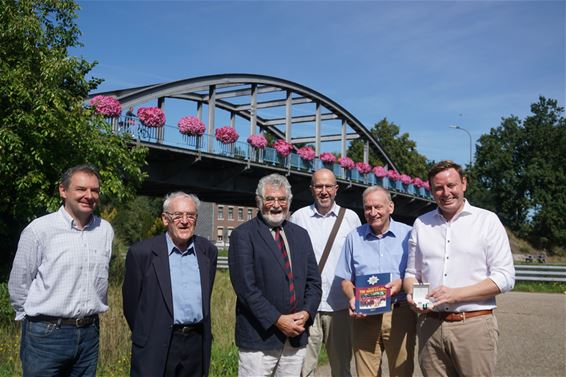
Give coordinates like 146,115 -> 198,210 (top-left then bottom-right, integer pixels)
290,168 -> 361,377
9,165 -> 113,376
404,160 -> 515,377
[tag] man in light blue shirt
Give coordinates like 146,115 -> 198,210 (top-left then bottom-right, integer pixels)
336,185 -> 417,377
9,164 -> 113,376
123,192 -> 218,377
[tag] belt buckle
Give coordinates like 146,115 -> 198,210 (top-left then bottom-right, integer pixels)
75,317 -> 91,327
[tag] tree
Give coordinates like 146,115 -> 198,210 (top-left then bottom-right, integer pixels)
470,97 -> 566,253
348,118 -> 431,178
0,0 -> 147,258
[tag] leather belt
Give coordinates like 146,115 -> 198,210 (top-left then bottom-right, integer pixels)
27,314 -> 98,327
427,309 -> 493,322
173,322 -> 203,334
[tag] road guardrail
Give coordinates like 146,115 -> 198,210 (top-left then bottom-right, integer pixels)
218,257 -> 566,282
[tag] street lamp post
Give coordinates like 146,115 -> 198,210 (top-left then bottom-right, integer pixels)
449,125 -> 473,166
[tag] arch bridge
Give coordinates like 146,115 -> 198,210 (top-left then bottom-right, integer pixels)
93,74 -> 434,223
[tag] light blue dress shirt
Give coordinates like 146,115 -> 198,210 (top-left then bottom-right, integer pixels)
335,219 -> 412,302
166,233 -> 203,324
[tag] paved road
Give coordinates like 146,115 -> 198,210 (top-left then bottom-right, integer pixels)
317,291 -> 566,376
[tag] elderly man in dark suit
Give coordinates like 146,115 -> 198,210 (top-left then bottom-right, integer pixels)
123,192 -> 218,377
229,173 -> 322,376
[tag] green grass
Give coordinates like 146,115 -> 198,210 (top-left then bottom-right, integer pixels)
513,280 -> 566,294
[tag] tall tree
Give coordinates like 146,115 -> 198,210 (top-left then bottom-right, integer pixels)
471,97 -> 566,253
0,0 -> 147,258
348,118 -> 431,178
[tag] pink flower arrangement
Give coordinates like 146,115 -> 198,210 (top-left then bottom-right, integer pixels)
338,156 -> 355,170
400,174 -> 412,185
355,162 -> 372,174
177,115 -> 206,136
215,126 -> 239,144
413,177 -> 425,188
388,170 -> 400,181
137,107 -> 166,128
89,95 -> 121,117
423,181 -> 430,191
247,134 -> 268,149
319,152 -> 337,164
297,146 -> 316,161
273,139 -> 294,157
373,166 -> 387,178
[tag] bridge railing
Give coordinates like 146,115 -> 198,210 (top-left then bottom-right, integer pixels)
110,116 -> 432,199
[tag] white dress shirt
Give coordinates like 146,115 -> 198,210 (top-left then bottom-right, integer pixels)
8,206 -> 114,320
290,203 -> 361,311
405,200 -> 515,312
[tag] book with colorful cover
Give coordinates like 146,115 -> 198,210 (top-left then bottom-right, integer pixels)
355,273 -> 392,315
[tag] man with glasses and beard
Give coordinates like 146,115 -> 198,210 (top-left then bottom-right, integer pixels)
228,173 -> 322,376
123,192 -> 218,377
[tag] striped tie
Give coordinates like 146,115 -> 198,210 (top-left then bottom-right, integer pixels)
274,227 -> 296,311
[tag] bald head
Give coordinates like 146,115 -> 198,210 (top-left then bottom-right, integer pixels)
310,168 -> 338,215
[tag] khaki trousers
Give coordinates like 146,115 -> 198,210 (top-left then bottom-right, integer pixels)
418,313 -> 499,377
301,309 -> 352,377
352,302 -> 417,377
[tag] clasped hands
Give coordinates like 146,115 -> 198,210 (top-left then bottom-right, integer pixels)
275,311 -> 310,337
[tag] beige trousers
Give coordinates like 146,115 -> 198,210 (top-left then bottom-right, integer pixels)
418,313 -> 499,377
352,302 -> 417,377
301,309 -> 352,377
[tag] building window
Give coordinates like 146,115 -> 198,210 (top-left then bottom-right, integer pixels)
247,208 -> 253,220
227,227 -> 234,237
217,205 -> 224,220
228,207 -> 234,221
217,227 -> 224,242
238,208 -> 244,221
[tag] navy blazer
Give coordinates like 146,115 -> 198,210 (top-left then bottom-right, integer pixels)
122,234 -> 218,377
228,216 -> 322,351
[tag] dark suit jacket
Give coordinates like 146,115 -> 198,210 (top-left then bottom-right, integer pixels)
122,234 -> 218,377
228,215 -> 321,351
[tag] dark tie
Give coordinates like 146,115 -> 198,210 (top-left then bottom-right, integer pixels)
274,227 -> 296,311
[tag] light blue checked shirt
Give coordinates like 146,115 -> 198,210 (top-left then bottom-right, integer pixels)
8,206 -> 114,320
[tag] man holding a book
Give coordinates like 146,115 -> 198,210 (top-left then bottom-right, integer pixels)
336,186 -> 417,377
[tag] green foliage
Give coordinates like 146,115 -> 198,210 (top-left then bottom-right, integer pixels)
348,118 -> 431,177
0,0 -> 148,257
470,97 -> 566,254
108,196 -> 165,246
0,283 -> 13,326
513,280 -> 566,294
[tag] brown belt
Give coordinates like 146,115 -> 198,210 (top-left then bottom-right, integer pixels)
173,322 -> 203,334
27,314 -> 98,327
427,309 -> 493,322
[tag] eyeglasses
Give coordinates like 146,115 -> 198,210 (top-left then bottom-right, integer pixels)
263,196 -> 288,205
311,184 -> 337,192
165,212 -> 198,223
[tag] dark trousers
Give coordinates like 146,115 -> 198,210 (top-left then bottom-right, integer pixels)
165,329 -> 204,377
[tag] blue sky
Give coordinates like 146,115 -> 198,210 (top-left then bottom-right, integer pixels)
75,0 -> 565,166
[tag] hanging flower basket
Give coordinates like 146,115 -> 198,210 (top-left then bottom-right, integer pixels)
89,95 -> 121,118
247,134 -> 268,149
355,162 -> 372,175
338,157 -> 355,170
297,146 -> 316,161
215,126 -> 239,144
137,107 -> 166,128
178,116 -> 205,136
412,177 -> 424,188
387,170 -> 400,181
400,174 -> 412,185
319,152 -> 337,164
373,166 -> 387,178
273,139 -> 294,157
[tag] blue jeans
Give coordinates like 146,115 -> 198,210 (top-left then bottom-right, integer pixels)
20,318 -> 100,377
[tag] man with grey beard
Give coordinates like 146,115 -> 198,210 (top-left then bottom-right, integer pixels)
228,173 -> 322,376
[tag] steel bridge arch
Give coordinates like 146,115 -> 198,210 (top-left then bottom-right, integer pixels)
95,73 -> 399,171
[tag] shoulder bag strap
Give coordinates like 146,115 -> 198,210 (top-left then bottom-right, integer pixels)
318,206 -> 347,274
